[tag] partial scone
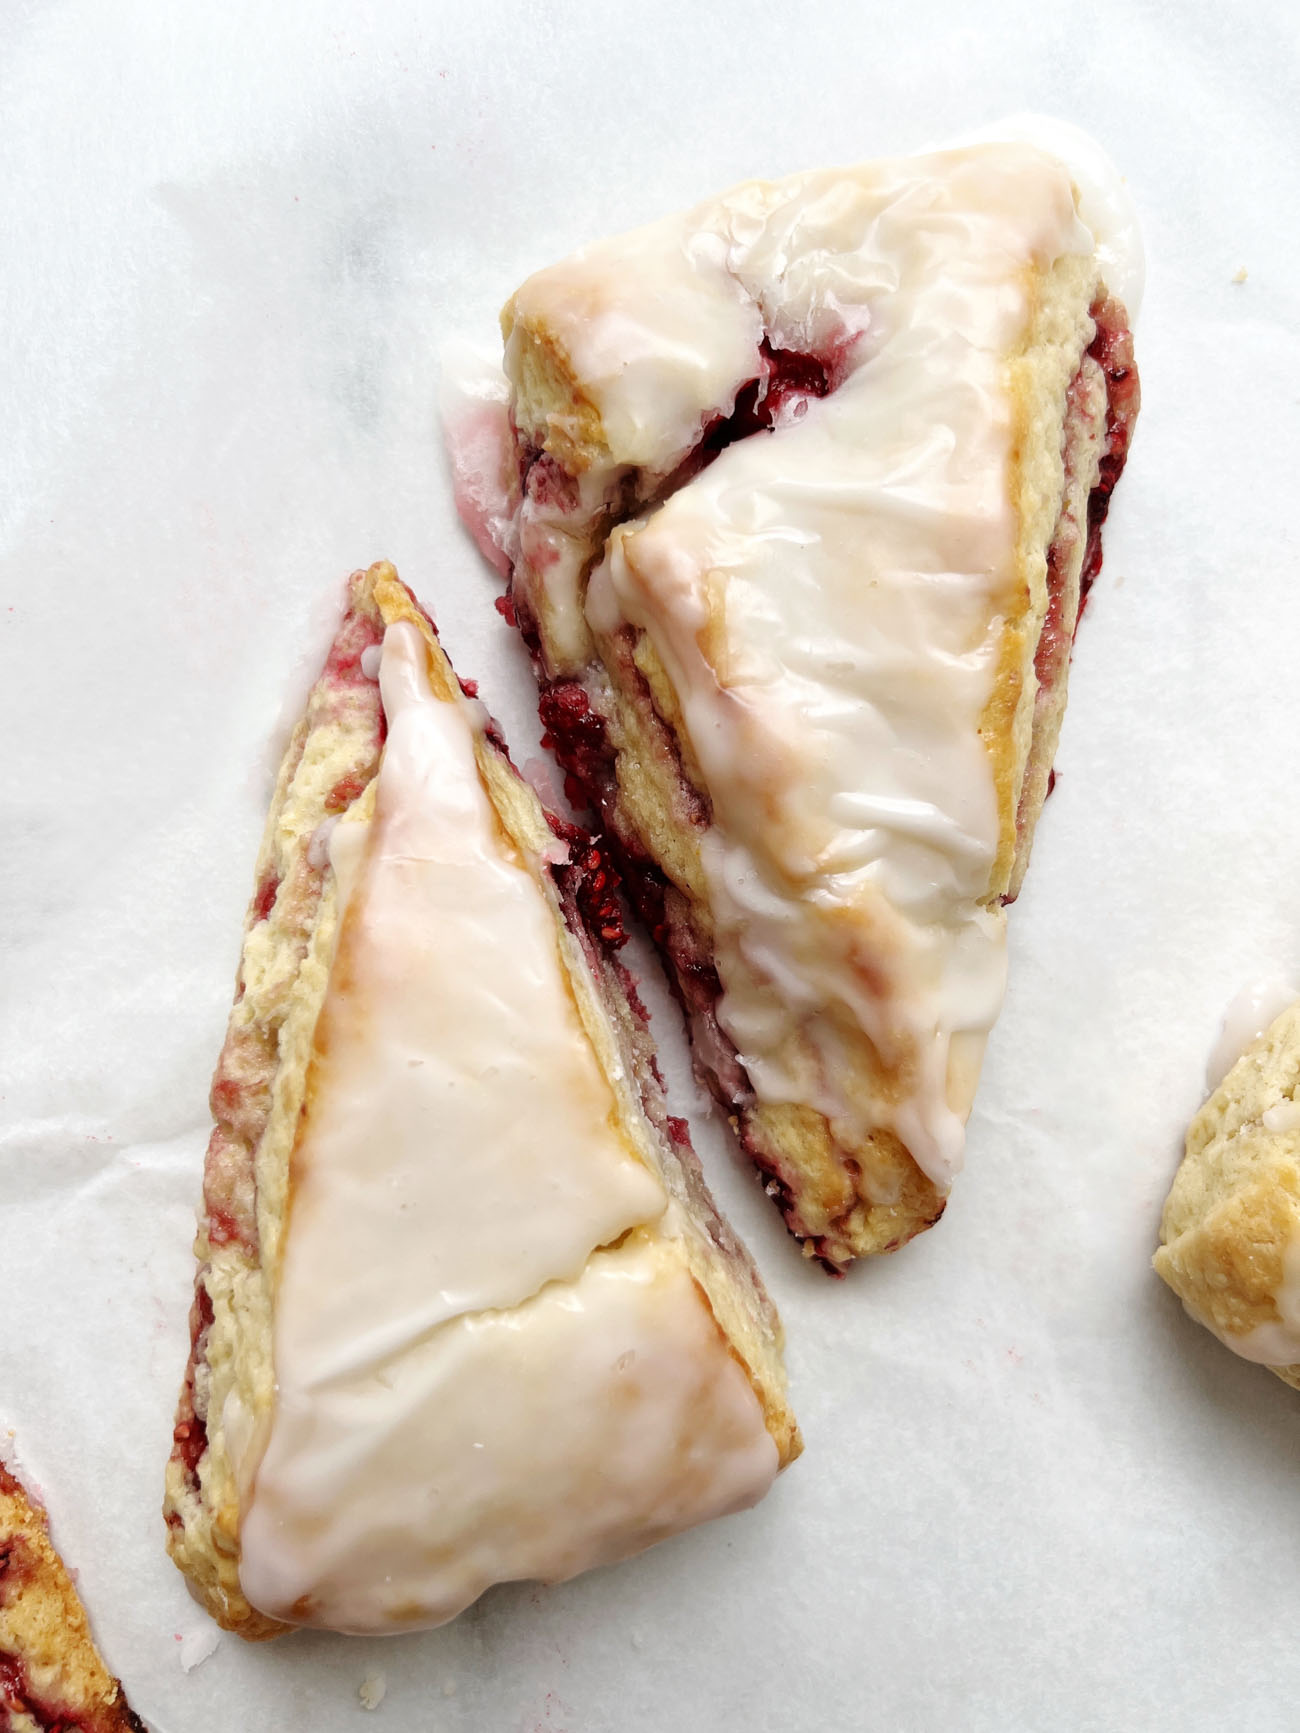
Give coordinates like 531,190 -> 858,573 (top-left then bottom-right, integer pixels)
0,1460 -> 144,1732
473,139 -> 1141,1268
164,561 -> 797,1640
1156,1000 -> 1300,1388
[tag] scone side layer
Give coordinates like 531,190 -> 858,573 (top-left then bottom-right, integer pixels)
995,249 -> 1102,899
1156,1002 -> 1300,1381
164,567 -> 389,1638
1006,288 -> 1138,897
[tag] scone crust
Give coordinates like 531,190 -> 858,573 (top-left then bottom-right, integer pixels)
1156,1002 -> 1300,1384
0,1462 -> 145,1731
164,569 -> 390,1640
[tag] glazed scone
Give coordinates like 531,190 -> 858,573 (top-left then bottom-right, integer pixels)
0,1460 -> 144,1732
164,561 -> 798,1640
460,137 -> 1141,1268
1156,998 -> 1300,1388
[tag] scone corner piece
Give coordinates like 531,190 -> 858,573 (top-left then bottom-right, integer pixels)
0,1458 -> 147,1731
1156,1000 -> 1300,1387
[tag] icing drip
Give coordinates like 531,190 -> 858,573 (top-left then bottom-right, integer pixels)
1205,979 -> 1300,1092
1210,1230 -> 1300,1368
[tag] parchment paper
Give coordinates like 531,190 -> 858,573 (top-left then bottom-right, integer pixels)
3,2 -> 1299,1728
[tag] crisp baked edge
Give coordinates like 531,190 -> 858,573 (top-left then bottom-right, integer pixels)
1156,1002 -> 1300,1387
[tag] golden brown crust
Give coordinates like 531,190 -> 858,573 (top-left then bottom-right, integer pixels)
0,1462 -> 144,1731
1155,1003 -> 1300,1385
992,250 -> 1104,899
499,302 -> 608,476
1157,1166 -> 1300,1342
164,570 -> 390,1641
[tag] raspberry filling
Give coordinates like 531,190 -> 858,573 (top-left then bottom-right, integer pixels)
647,338 -> 845,505
0,1510 -> 143,1731
503,295 -> 1139,1263
1022,293 -> 1140,847
0,1649 -> 106,1731
1078,295 -> 1140,613
0,1646 -> 143,1733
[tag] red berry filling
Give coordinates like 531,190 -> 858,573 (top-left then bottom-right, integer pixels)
0,1643 -> 144,1731
1078,295 -> 1140,614
501,290 -> 1138,1263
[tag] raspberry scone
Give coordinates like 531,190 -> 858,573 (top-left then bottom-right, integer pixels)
466,138 -> 1141,1268
0,1461 -> 144,1732
1156,997 -> 1300,1388
164,561 -> 798,1640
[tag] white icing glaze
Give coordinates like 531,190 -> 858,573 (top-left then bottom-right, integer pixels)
507,224 -> 763,475
459,694 -> 491,733
305,814 -> 339,870
1205,979 -> 1299,1092
439,337 -> 521,576
240,1235 -> 776,1633
1263,1098 -> 1300,1134
940,116 -> 1144,319
235,621 -> 776,1631
564,146 -> 1083,1186
460,123 -> 1142,589
325,803 -> 370,917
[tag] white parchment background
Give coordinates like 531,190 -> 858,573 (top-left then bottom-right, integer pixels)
2,2 -> 1298,1728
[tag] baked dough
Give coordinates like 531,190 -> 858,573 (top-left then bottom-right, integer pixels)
1156,1000 -> 1300,1387
475,142 -> 1141,1267
164,561 -> 797,1639
0,1460 -> 144,1732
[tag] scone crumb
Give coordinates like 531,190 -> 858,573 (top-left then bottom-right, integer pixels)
442,1678 -> 458,1696
1263,1098 -> 1300,1132
179,1622 -> 221,1672
1232,266 -> 1248,283
359,1673 -> 387,1710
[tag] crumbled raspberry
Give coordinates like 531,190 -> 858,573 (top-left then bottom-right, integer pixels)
325,769 -> 369,813
251,871 -> 279,923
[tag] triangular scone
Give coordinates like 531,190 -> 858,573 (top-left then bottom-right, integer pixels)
164,562 -> 797,1640
0,1460 -> 144,1731
1156,1001 -> 1300,1389
477,141 -> 1140,1268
